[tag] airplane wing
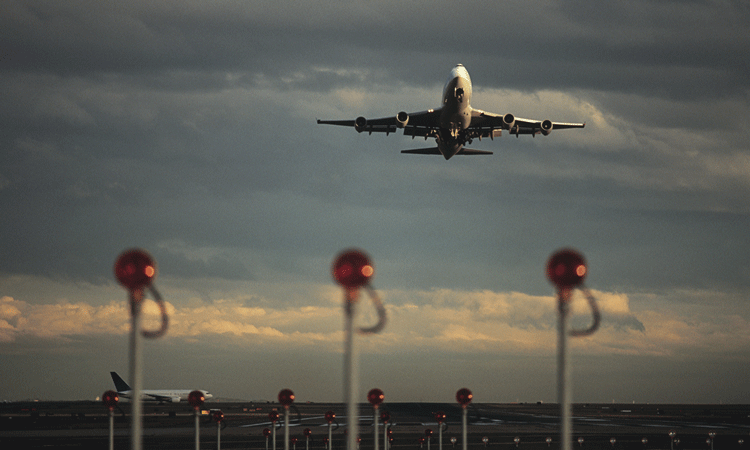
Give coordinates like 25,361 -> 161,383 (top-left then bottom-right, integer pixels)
469,109 -> 585,137
318,109 -> 442,136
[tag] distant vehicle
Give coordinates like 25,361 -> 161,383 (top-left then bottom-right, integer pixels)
318,64 -> 585,160
110,372 -> 213,403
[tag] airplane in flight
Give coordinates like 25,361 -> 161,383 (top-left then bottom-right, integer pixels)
317,64 -> 585,160
110,371 -> 213,403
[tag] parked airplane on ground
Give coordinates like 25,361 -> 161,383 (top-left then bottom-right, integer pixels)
318,64 -> 585,160
110,372 -> 213,403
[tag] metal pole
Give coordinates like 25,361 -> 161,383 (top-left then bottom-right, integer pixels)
344,291 -> 359,450
109,409 -> 114,450
462,408 -> 468,450
329,423 -> 333,450
217,420 -> 221,450
374,408 -> 379,450
383,423 -> 389,450
284,408 -> 290,450
438,424 -> 443,450
273,422 -> 277,450
194,409 -> 200,450
129,290 -> 143,450
558,292 -> 572,450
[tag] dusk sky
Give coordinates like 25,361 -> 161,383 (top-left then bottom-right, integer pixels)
1,1 -> 749,404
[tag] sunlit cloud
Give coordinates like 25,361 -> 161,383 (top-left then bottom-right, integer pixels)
4,283 -> 747,363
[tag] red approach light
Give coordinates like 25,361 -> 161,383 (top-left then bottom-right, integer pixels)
188,390 -> 205,410
102,390 -> 119,410
278,388 -> 295,407
425,429 -> 433,437
269,411 -> 280,423
292,438 -> 298,445
304,428 -> 312,437
367,388 -> 384,407
332,249 -> 374,289
263,428 -> 272,438
325,410 -> 336,424
546,249 -> 587,289
213,410 -> 224,423
114,248 -> 157,291
380,411 -> 391,423
456,388 -> 473,408
434,411 -> 446,424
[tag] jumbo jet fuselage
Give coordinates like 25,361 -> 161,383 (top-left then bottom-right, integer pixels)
438,64 -> 474,159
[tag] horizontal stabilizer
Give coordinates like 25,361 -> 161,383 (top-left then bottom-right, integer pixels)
401,147 -> 442,155
459,148 -> 493,155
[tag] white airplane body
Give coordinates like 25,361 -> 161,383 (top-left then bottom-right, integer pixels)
318,64 -> 585,160
110,371 -> 213,403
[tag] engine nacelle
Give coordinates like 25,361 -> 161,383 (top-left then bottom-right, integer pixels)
171,397 -> 181,403
540,119 -> 553,136
502,113 -> 515,131
354,116 -> 367,133
396,111 -> 409,128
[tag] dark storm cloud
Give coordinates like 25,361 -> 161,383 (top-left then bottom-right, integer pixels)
1,0 -> 749,308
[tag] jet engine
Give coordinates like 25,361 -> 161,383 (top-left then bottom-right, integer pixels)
171,397 -> 181,403
354,116 -> 367,133
540,119 -> 553,136
396,111 -> 409,128
502,113 -> 515,130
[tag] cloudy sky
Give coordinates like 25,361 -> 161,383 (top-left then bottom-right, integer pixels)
1,0 -> 749,404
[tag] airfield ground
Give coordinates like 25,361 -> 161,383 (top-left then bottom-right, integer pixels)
1,401 -> 748,449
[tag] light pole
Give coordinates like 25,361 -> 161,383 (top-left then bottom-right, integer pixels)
304,428 -> 312,450
456,388 -> 473,450
279,389 -> 296,450
264,428 -> 272,450
546,249 -> 600,450
368,389 -> 385,450
333,250 -> 387,450
188,390 -> 205,450
435,411 -> 446,450
213,410 -> 224,450
270,411 -> 280,450
669,430 -> 677,450
114,249 -> 168,450
102,390 -> 119,450
381,411 -> 392,450
325,411 -> 336,450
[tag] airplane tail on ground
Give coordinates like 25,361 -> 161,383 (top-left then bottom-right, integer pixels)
110,372 -> 131,392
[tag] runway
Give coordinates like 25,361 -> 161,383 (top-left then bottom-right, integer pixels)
1,401 -> 748,450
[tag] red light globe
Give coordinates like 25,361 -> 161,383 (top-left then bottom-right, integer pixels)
456,388 -> 473,408
188,390 -> 205,409
367,388 -> 384,407
102,390 -> 119,410
213,410 -> 224,423
434,411 -> 446,424
269,411 -> 280,422
546,249 -> 587,290
380,411 -> 391,423
278,388 -> 295,407
263,428 -> 272,438
114,248 -> 157,291
325,411 -> 336,424
332,249 -> 374,289
425,429 -> 433,437
292,438 -> 298,445
304,428 -> 312,438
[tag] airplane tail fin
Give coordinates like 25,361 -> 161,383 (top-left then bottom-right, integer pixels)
110,372 -> 131,392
